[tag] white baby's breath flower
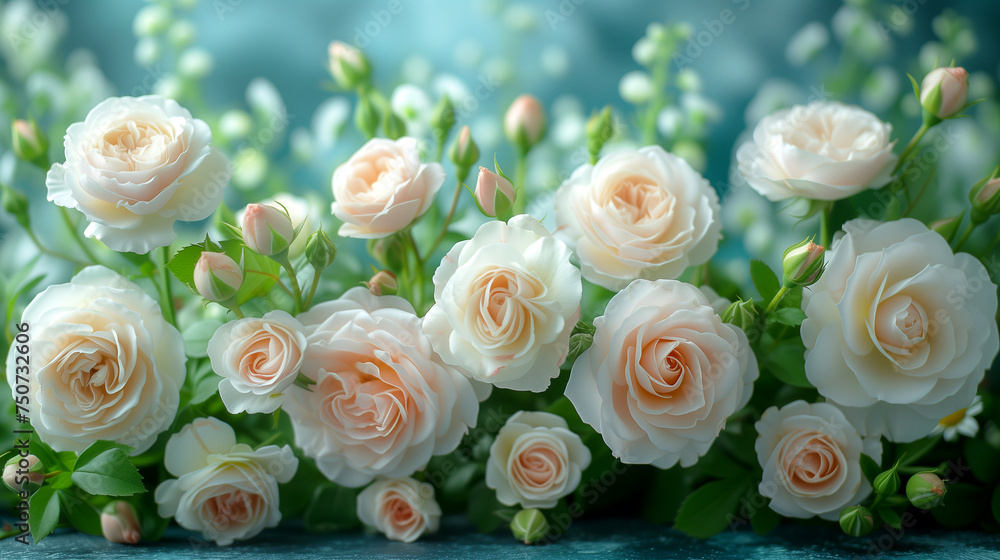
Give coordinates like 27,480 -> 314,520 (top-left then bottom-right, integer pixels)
931,395 -> 983,441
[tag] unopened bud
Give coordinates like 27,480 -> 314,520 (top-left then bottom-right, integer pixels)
839,505 -> 875,537
504,95 -> 546,152
367,270 -> 398,296
328,41 -> 370,90
920,67 -> 969,120
721,299 -> 758,331
510,508 -> 548,545
874,468 -> 901,497
969,170 -> 1000,224
194,251 -> 243,302
906,472 -> 946,509
241,203 -> 293,256
1,183 -> 31,230
474,166 -> 516,219
383,110 -> 407,140
586,106 -> 614,162
430,95 -> 456,145
305,229 -> 337,270
449,125 -> 479,170
11,119 -> 48,168
930,212 -> 965,243
782,239 -> 825,287
101,501 -> 141,544
3,454 -> 44,493
354,95 -> 380,139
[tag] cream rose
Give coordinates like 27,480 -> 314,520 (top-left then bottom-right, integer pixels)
736,100 -> 898,201
565,279 -> 758,468
422,215 -> 581,395
755,401 -> 881,520
207,310 -> 306,415
154,417 -> 298,546
356,477 -> 441,543
6,266 -> 184,454
283,287 -> 478,487
485,411 -> 591,509
801,218 -> 999,442
46,95 -> 231,254
554,145 -> 721,291
331,136 -> 445,239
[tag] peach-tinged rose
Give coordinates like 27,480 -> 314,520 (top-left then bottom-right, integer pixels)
504,95 -> 546,148
154,417 -> 298,546
755,401 -> 881,520
194,251 -> 242,302
284,287 -> 478,487
101,501 -> 141,544
240,203 -> 293,256
207,310 -> 306,414
565,279 -> 758,468
485,411 -> 591,509
5,266 -> 184,454
356,477 -> 441,543
422,215 -> 582,394
236,194 -> 319,258
736,101 -> 898,201
46,95 -> 231,254
801,218 -> 999,442
331,137 -> 445,239
554,145 -> 722,291
920,67 -> 969,119
474,166 -> 516,218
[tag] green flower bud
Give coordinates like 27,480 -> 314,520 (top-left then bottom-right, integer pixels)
929,212 -> 964,243
969,167 -> 1000,225
305,230 -> 337,270
11,119 -> 48,168
449,125 -> 479,170
383,110 -> 407,140
585,106 -> 614,162
839,505 -> 875,537
906,472 -> 946,509
1,183 -> 31,230
366,270 -> 398,296
4,454 -> 44,493
328,41 -> 371,90
354,95 -> 380,139
782,238 -> 825,287
510,508 -> 549,545
873,468 -> 900,497
919,67 -> 968,120
504,95 -> 546,153
720,299 -> 757,331
430,95 -> 456,145
193,251 -> 242,302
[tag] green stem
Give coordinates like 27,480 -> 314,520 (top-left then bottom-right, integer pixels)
304,270 -> 321,310
434,142 -> 444,163
512,149 -> 528,215
158,246 -> 178,328
819,205 -> 832,248
954,223 -> 974,251
402,230 -> 425,312
642,57 -> 668,146
765,285 -> 790,314
768,324 -> 790,353
58,207 -> 99,264
25,229 -> 89,267
990,226 -> 1000,252
427,166 -> 470,259
230,303 -> 245,319
893,122 -> 930,176
280,260 -> 303,313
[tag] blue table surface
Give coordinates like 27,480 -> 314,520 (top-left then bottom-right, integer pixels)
2,516 -> 998,559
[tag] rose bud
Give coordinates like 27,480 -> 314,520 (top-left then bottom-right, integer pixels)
839,505 -> 875,537
448,125 -> 479,171
504,95 -> 546,152
367,270 -> 398,296
241,203 -> 294,256
354,94 -> 381,139
930,212 -> 965,243
920,67 -> 969,120
3,454 -> 44,493
430,95 -> 456,146
328,41 -> 370,90
969,170 -> 1000,225
1,183 -> 31,231
782,239 -> 825,287
585,106 -> 614,162
382,110 -> 407,140
305,229 -> 337,270
906,472 -> 946,509
873,467 -> 901,497
510,508 -> 549,545
194,251 -> 243,302
474,166 -> 516,219
720,299 -> 758,332
101,501 -> 141,544
11,118 -> 48,168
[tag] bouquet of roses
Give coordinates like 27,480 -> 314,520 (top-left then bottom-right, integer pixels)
1,2 -> 999,549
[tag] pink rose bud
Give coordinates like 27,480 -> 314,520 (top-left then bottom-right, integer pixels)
920,67 -> 969,119
11,118 -> 48,167
101,501 -> 141,544
3,454 -> 44,492
367,270 -> 398,296
241,203 -> 294,256
194,251 -> 243,302
504,95 -> 546,151
448,125 -> 479,170
969,170 -> 1000,224
782,239 -> 825,287
328,41 -> 370,89
474,166 -> 516,218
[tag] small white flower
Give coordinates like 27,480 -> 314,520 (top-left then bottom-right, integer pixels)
931,395 -> 983,441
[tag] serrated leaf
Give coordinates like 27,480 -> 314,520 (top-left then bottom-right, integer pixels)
765,341 -> 811,388
860,453 -> 882,484
772,308 -> 806,326
28,485 -> 61,543
750,260 -> 780,303
59,491 -> 102,536
674,475 -> 753,539
31,437 -> 71,472
73,440 -> 135,471
220,240 -> 281,305
71,448 -> 145,496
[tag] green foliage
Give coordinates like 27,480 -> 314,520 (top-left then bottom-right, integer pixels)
167,237 -> 281,305
303,484 -> 362,532
28,485 -> 61,543
673,474 -> 755,538
750,259 -> 781,303
71,443 -> 145,497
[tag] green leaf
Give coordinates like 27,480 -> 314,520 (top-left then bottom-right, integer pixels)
765,340 -> 812,388
73,440 -> 135,471
28,485 -> 61,543
182,318 -> 225,358
674,475 -> 753,539
546,396 -> 588,435
750,260 -> 780,303
71,448 -> 145,496
964,438 -> 1000,485
182,358 -> 219,406
641,467 -> 688,525
31,437 -> 71,472
749,499 -> 781,535
467,481 -> 511,533
59,491 -> 102,536
166,236 -> 220,291
860,453 -> 882,484
877,506 -> 902,530
772,308 -> 806,327
303,484 -> 362,532
223,240 -> 281,305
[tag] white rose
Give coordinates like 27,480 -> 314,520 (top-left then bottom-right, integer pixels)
207,310 -> 306,415
422,215 -> 582,394
485,411 -> 591,509
736,100 -> 898,201
46,95 -> 231,254
284,287 -> 478,487
356,477 -> 441,543
755,400 -> 881,521
565,279 -> 758,468
6,266 -> 184,454
331,136 -> 445,239
801,218 -> 999,442
554,145 -> 722,290
154,417 -> 298,546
